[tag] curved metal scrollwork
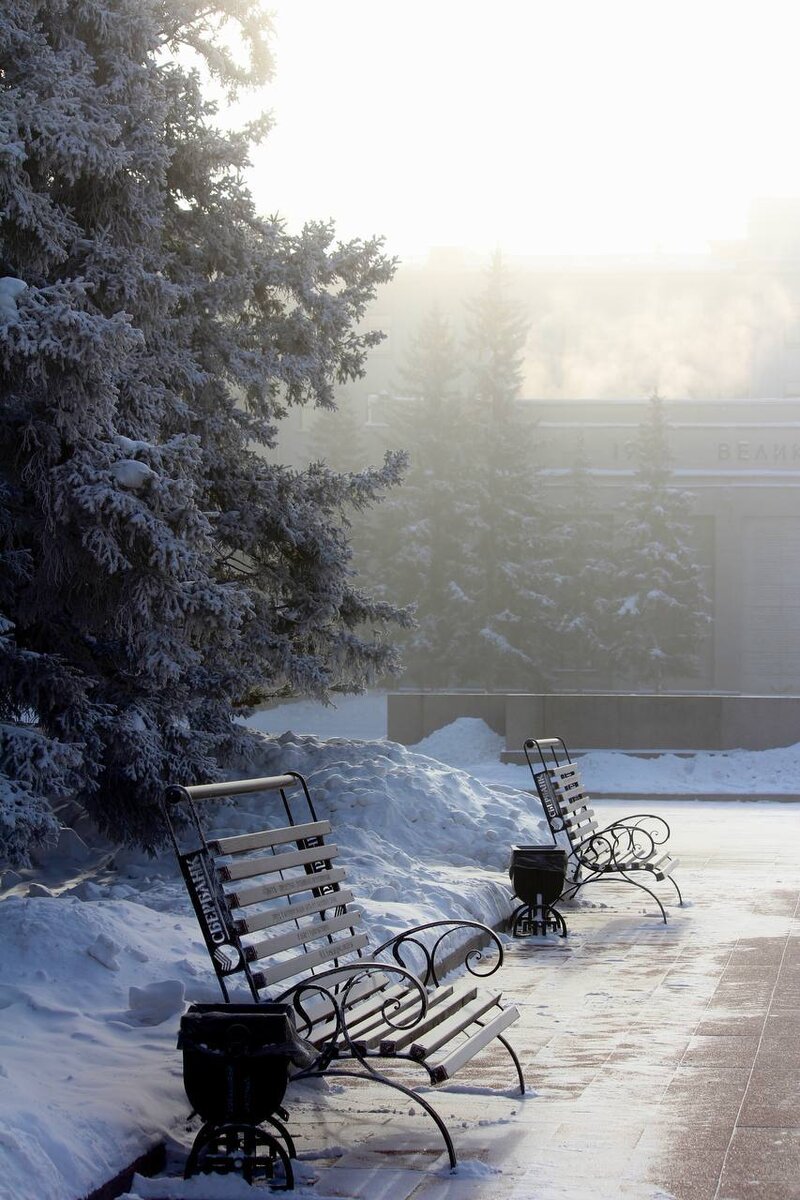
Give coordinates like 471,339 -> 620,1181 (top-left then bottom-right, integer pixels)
276,961 -> 428,1070
372,919 -> 503,988
577,821 -> 662,871
621,813 -> 671,844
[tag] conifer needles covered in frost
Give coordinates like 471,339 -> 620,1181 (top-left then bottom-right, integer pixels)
0,0 -> 404,861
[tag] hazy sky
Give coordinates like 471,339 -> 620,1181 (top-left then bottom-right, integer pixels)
244,0 -> 800,261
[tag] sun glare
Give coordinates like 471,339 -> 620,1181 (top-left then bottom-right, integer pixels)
248,0 -> 800,259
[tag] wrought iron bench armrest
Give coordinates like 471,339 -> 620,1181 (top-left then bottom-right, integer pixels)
602,813 -> 671,844
576,822 -> 659,870
372,919 -> 504,989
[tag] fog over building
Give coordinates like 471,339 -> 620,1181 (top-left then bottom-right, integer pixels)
286,200 -> 800,696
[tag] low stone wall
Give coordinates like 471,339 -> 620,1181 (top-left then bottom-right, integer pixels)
388,692 -> 800,754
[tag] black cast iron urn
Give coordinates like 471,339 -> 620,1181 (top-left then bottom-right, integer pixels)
509,844 -> 568,937
178,1003 -> 298,1187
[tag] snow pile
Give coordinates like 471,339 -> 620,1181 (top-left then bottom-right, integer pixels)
407,715 -> 800,798
413,716 -> 505,770
578,743 -> 800,795
0,896 -> 217,1200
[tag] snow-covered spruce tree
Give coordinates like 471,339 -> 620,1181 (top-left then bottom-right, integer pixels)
609,394 -> 710,691
362,304 -> 475,687
547,436 -> 617,686
0,0 -> 405,862
461,253 -> 556,690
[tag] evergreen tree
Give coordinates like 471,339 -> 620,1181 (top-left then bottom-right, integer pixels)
609,395 -> 711,690
365,305 -> 473,687
548,437 -> 616,685
0,0 -> 405,862
461,253 -> 555,690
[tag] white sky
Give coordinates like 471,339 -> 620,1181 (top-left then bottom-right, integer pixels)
244,0 -> 800,261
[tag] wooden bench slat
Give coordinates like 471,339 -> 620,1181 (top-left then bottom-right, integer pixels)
253,932 -> 370,989
291,970 -> 395,1029
408,992 -> 503,1060
245,909 -> 362,962
627,854 -> 678,878
221,843 -> 339,884
310,980 -> 420,1047
210,820 -> 332,855
570,820 -> 600,840
238,889 -> 354,937
548,763 -> 580,781
561,796 -> 592,816
379,984 -> 480,1055
234,867 -> 347,925
428,1005 -> 520,1084
353,985 -> 451,1050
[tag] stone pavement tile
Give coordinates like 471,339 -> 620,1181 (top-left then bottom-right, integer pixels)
754,1028 -> 800,1073
612,1030 -> 692,1066
550,1118 -> 646,1153
621,945 -> 686,962
742,894 -> 800,919
572,1062 -> 676,1113
409,1170 -> 524,1200
729,937 -> 791,964
720,961 -> 781,983
774,961 -> 800,987
710,977 -> 776,1009
782,937 -> 800,963
695,1009 -> 766,1037
681,1034 -> 761,1069
524,1066 -> 600,1100
624,1122 -> 730,1200
717,1127 -> 800,1199
762,1007 -> 800,1035
652,1065 -> 750,1126
313,1163 -> 431,1199
738,1061 -> 800,1127
530,1032 -> 615,1069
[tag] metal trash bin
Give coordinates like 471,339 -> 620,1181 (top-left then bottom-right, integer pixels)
509,845 -> 568,937
178,1003 -> 299,1188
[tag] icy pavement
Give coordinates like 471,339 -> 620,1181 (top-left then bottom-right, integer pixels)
127,800 -> 800,1200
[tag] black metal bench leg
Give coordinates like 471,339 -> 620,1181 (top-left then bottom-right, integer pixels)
266,1111 -> 297,1159
618,872 -> 668,923
301,1067 -> 458,1171
497,1033 -> 526,1095
664,873 -> 684,906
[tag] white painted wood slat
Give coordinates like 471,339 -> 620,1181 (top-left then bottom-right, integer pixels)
254,932 -> 370,989
428,1005 -> 520,1083
233,868 -> 346,924
210,820 -> 331,855
378,984 -> 479,1055
222,843 -> 339,884
408,992 -> 503,1060
245,910 -> 361,962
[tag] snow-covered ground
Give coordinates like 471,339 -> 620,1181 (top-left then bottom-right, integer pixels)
2,691 -> 800,1200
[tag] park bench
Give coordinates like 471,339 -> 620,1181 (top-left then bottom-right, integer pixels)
523,736 -> 683,923
163,771 -> 524,1173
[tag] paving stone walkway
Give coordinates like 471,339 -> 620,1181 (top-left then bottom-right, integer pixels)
283,801 -> 800,1199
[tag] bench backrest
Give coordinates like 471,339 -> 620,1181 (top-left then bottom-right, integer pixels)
163,773 -> 368,1004
523,737 -> 599,855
